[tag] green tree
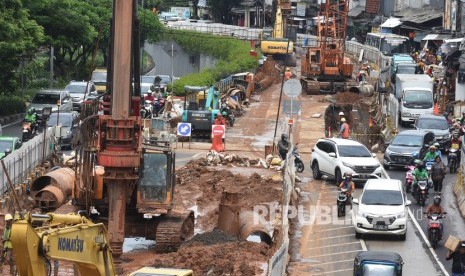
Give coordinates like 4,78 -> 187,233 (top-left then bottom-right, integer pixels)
207,0 -> 242,23
0,0 -> 44,94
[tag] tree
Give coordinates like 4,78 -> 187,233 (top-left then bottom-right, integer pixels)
207,0 -> 242,24
0,0 -> 44,94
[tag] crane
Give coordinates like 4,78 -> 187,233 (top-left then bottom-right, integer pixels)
300,0 -> 357,94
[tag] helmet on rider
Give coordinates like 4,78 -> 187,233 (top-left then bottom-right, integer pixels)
4,213 -> 13,221
28,107 -> 35,115
341,117 -> 346,122
281,133 -> 288,141
344,172 -> 352,179
433,195 -> 441,206
221,111 -> 227,116
453,131 -> 460,139
412,151 -> 419,159
338,111 -> 344,116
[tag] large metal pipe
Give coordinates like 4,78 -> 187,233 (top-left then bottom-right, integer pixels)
31,167 -> 74,210
238,211 -> 273,245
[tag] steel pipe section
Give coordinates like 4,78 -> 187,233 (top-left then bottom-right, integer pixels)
31,167 -> 74,210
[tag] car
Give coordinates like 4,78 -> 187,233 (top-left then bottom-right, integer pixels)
65,80 -> 97,111
47,111 -> 79,149
310,138 -> 383,184
91,68 -> 107,93
383,129 -> 435,169
414,114 -> 450,151
29,89 -> 73,122
353,178 -> 411,240
0,136 -> 22,159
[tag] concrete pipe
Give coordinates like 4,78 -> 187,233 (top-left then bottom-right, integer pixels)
31,167 -> 75,210
238,211 -> 273,245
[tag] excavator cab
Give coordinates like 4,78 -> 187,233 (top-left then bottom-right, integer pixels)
182,85 -> 220,136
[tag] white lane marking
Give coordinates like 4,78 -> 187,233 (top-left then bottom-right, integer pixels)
408,208 -> 450,276
310,268 -> 353,275
308,249 -> 363,258
308,234 -> 355,241
382,168 -> 449,275
306,241 -> 360,250
312,226 -> 354,233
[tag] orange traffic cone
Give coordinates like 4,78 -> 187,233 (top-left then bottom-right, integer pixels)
433,103 -> 439,115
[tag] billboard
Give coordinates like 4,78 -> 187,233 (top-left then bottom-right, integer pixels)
170,7 -> 190,19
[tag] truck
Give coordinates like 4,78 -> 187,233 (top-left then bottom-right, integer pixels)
395,74 -> 434,126
390,54 -> 417,83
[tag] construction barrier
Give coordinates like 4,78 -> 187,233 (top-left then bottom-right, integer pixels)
345,41 -> 391,68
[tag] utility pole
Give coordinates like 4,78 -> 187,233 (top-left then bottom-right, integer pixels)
50,46 -> 54,89
171,42 -> 174,92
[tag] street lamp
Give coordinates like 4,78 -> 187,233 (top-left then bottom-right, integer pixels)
41,107 -> 52,166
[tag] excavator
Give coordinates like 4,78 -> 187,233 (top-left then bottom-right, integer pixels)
11,212 -> 193,276
260,0 -> 295,65
73,0 -> 194,270
300,0 -> 358,95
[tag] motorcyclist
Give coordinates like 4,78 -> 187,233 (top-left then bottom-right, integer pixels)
214,113 -> 226,126
423,145 -> 439,162
426,195 -> 445,237
144,91 -> 155,102
339,173 -> 355,197
277,133 -> 290,160
412,159 -> 429,196
433,142 -> 442,159
23,107 -> 37,134
451,122 -> 464,137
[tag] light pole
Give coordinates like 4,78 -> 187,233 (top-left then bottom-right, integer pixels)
171,42 -> 174,92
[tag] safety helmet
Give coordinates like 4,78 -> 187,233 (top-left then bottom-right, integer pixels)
453,132 -> 460,139
4,214 -> 12,221
286,67 -> 290,71
221,111 -> 227,116
28,107 -> 35,115
411,151 -> 419,159
434,142 -> 440,147
281,133 -> 288,141
433,195 -> 441,206
147,91 -> 152,94
338,111 -> 344,116
345,172 -> 352,178
341,118 -> 346,122
429,145 -> 436,150
414,159 -> 422,165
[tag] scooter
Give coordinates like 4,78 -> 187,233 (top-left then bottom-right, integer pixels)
447,148 -> 459,173
425,159 -> 435,179
293,144 -> 304,173
426,212 -> 446,249
22,121 -> 35,141
415,179 -> 429,207
153,97 -> 165,117
337,188 -> 349,217
405,165 -> 415,193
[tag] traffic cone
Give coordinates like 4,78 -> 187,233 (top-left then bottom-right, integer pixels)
433,103 -> 439,115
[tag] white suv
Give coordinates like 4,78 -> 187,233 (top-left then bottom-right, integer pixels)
353,179 -> 411,240
310,138 -> 382,184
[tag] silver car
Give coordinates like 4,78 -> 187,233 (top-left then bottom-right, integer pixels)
29,89 -> 73,122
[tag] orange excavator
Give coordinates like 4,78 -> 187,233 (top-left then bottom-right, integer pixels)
300,0 -> 357,95
73,0 -> 194,271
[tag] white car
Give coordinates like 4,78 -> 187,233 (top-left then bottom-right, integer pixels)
353,179 -> 411,240
310,138 -> 382,184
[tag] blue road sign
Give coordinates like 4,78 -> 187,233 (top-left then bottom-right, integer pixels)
177,123 -> 192,137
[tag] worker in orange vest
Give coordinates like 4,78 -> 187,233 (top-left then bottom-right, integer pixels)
339,118 -> 350,139
285,68 -> 291,79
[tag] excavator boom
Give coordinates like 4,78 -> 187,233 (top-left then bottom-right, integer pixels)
12,213 -> 115,276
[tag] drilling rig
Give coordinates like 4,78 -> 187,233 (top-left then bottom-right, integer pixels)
300,0 -> 357,94
74,0 -> 194,268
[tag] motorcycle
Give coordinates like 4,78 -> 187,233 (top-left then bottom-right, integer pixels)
153,97 -> 165,117
425,159 -> 435,179
405,165 -> 415,194
448,146 -> 460,173
425,212 -> 446,249
293,144 -> 304,173
415,179 -> 429,207
220,104 -> 235,127
140,100 -> 153,119
337,188 -> 349,217
22,121 -> 35,141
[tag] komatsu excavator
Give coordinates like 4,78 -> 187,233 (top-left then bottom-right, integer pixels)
73,0 -> 194,270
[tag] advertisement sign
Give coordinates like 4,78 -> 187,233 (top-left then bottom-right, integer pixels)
170,7 -> 190,19
296,3 -> 306,17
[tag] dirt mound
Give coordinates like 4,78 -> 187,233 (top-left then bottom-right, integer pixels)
152,240 -> 269,276
185,228 -> 238,246
334,91 -> 360,103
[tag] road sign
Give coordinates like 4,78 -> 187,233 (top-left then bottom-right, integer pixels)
283,79 -> 302,97
211,125 -> 225,138
177,123 -> 191,137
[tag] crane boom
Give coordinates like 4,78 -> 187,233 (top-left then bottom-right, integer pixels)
12,213 -> 115,276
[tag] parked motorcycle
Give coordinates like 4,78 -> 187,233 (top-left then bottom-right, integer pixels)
293,144 -> 304,173
22,121 -> 35,141
140,100 -> 153,119
415,179 -> 429,207
426,212 -> 446,249
337,188 -> 349,217
405,165 -> 415,194
447,148 -> 459,173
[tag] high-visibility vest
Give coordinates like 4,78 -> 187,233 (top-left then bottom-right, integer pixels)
342,123 -> 350,138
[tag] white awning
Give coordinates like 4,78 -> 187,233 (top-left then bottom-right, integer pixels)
422,34 -> 451,41
380,18 -> 402,28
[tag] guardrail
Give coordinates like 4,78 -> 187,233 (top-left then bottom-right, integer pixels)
166,21 -> 262,40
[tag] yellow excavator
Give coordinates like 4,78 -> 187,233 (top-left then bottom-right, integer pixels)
11,212 -> 193,276
260,0 -> 295,64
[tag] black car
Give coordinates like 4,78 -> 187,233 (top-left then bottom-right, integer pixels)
414,115 -> 450,151
47,111 -> 79,149
383,130 -> 435,169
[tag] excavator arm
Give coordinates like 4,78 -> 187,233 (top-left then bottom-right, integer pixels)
11,213 -> 115,276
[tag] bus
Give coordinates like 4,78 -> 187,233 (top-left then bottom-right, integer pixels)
365,33 -> 410,56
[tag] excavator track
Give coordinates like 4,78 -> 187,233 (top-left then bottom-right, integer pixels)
155,211 -> 195,253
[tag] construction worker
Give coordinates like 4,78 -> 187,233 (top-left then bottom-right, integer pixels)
214,113 -> 226,126
338,118 -> 350,139
1,214 -> 14,274
285,68 -> 291,79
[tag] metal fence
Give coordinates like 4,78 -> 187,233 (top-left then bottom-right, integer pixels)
0,126 -> 56,195
166,21 -> 262,40
345,41 -> 391,68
